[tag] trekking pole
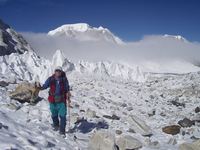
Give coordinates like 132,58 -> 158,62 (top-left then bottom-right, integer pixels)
67,99 -> 71,130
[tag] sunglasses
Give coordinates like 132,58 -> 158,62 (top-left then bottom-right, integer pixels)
55,70 -> 62,72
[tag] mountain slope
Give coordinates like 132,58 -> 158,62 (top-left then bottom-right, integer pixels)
0,19 -> 33,56
48,23 -> 123,44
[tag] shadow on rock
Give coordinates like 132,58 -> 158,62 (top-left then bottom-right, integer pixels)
69,118 -> 109,134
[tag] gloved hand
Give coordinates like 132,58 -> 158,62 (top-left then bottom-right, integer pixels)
35,82 -> 42,90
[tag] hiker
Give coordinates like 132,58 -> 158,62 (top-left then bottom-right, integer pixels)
40,66 -> 71,135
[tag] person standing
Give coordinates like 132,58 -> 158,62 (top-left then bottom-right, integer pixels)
40,66 -> 71,135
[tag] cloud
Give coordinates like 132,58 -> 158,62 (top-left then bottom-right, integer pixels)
21,32 -> 200,66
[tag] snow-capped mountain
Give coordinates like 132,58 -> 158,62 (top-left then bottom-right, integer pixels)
163,34 -> 187,42
0,19 -> 33,56
48,23 -> 123,44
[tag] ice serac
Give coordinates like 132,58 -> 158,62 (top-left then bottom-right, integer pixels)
52,49 -> 75,72
75,61 -> 146,82
0,19 -> 33,56
48,23 -> 123,44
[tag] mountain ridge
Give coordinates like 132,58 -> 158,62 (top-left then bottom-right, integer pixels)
0,19 -> 34,56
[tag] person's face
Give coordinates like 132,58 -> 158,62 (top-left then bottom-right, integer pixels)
55,70 -> 62,78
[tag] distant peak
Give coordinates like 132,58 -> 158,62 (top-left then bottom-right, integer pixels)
163,34 -> 187,42
48,23 -> 93,35
48,23 -> 123,44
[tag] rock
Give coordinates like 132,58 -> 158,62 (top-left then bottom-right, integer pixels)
148,141 -> 160,149
192,114 -> 200,123
74,103 -> 80,108
160,112 -> 166,117
168,138 -> 177,145
162,125 -> 181,135
71,113 -> 81,124
0,122 -> 8,130
191,136 -> 200,140
145,139 -> 160,149
195,107 -> 200,113
6,103 -> 21,110
179,139 -> 200,150
171,100 -> 185,108
115,130 -> 122,135
103,114 -> 120,120
127,106 -> 133,111
0,81 -> 9,87
128,115 -> 152,136
148,109 -> 156,117
120,103 -> 127,107
149,95 -> 154,99
116,135 -> 142,150
179,143 -> 193,150
9,82 -> 40,103
178,118 -> 194,128
88,130 -> 116,150
86,108 -> 96,118
80,109 -> 85,113
128,128 -> 136,133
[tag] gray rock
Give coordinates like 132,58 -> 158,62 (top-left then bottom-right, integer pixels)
115,130 -> 122,135
179,139 -> 200,150
0,81 -> 9,87
168,138 -> 177,145
128,115 -> 152,136
103,114 -> 120,120
171,100 -> 185,108
178,118 -> 194,128
116,135 -> 142,150
127,106 -> 133,111
195,107 -> 200,113
88,130 -> 116,150
86,108 -> 96,118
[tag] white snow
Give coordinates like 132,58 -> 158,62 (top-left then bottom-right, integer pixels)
0,62 -> 200,149
163,34 -> 188,42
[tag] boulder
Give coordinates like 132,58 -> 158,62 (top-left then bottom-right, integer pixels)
162,125 -> 181,135
88,130 -> 116,150
179,139 -> 200,150
70,113 -> 81,124
178,118 -> 194,128
86,108 -> 96,118
128,115 -> 152,136
195,107 -> 200,113
9,82 -> 40,103
116,135 -> 142,150
0,81 -> 9,87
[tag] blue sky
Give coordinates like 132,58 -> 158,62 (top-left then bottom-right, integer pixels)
0,0 -> 200,42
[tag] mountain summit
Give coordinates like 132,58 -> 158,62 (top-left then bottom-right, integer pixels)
48,23 -> 123,44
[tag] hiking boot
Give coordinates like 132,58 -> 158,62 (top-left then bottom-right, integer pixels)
59,130 -> 66,138
59,130 -> 65,135
52,125 -> 59,131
